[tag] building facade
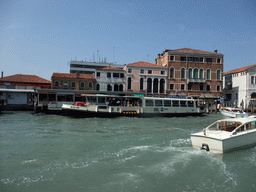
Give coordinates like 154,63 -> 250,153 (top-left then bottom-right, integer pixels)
155,48 -> 224,98
70,61 -> 124,74
95,66 -> 126,92
124,61 -> 168,96
223,64 -> 256,109
51,73 -> 95,90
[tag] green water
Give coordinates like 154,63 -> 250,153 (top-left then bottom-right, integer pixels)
0,112 -> 256,192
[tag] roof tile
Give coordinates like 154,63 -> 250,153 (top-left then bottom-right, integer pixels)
0,74 -> 51,84
52,73 -> 95,79
127,61 -> 166,68
223,64 -> 256,75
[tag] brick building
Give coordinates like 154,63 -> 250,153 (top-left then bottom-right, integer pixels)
51,73 -> 95,90
155,48 -> 224,98
124,61 -> 168,96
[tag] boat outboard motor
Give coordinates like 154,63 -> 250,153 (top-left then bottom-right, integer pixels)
201,143 -> 209,151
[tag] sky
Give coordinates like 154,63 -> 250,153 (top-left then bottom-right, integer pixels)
1,0 -> 256,80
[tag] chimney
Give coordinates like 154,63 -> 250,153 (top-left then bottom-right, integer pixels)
1,71 -> 3,78
76,71 -> 80,78
214,49 -> 218,53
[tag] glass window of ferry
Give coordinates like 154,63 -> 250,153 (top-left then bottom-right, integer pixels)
145,100 -> 154,106
188,101 -> 194,107
180,101 -> 187,107
164,100 -> 172,107
66,95 -> 73,102
172,100 -> 179,107
155,100 -> 163,106
39,94 -> 48,101
98,97 -> 106,104
57,95 -> 65,101
87,96 -> 96,103
48,94 -> 56,101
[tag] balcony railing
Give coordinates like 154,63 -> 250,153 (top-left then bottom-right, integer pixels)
187,78 -> 206,83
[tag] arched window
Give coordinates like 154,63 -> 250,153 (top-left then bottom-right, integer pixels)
127,77 -> 132,90
140,78 -> 144,90
160,79 -> 165,93
96,84 -> 100,91
170,67 -> 175,78
181,68 -> 185,79
206,69 -> 211,80
188,68 -> 193,78
114,84 -> 118,91
199,69 -> 204,79
193,68 -> 199,79
107,84 -> 112,91
147,78 -> 152,93
153,78 -> 158,93
217,70 -> 221,80
119,84 -> 123,92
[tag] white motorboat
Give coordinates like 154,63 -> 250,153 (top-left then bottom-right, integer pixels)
190,116 -> 256,153
219,107 -> 248,118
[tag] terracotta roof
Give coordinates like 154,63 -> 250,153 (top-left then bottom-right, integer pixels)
96,66 -> 124,71
0,74 -> 51,84
165,48 -> 223,55
127,61 -> 165,68
223,64 -> 256,75
52,73 -> 95,79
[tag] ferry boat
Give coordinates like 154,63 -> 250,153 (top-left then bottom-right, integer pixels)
219,107 -> 248,118
62,94 -> 205,117
190,116 -> 256,153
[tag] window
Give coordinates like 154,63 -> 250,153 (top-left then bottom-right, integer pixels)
80,82 -> 85,88
71,81 -> 76,88
96,84 -> 100,91
217,58 -> 221,63
113,73 -> 119,78
114,84 -> 118,91
155,100 -> 162,106
170,84 -> 174,90
200,83 -> 204,91
107,84 -> 112,91
199,69 -> 204,79
170,67 -> 174,78
181,68 -> 185,79
97,72 -> 100,77
180,101 -> 187,107
172,100 -> 179,107
145,100 -> 154,106
120,73 -> 124,78
207,85 -> 211,91
140,69 -> 144,74
140,78 -> 144,90
206,69 -> 211,80
128,69 -> 132,73
188,84 -> 192,90
63,82 -> 68,88
206,58 -> 212,63
89,82 -> 93,88
181,84 -> 185,90
193,68 -> 198,79
193,57 -> 199,62
164,100 -> 172,107
161,71 -> 165,75
217,70 -> 221,80
127,77 -> 132,90
188,101 -> 194,107
188,68 -> 193,78
251,76 -> 255,84
199,57 -> 204,62
54,81 -> 59,87
107,73 -> 111,78
181,57 -> 186,62
188,57 -> 193,62
217,85 -> 220,92
148,70 -> 152,74
169,56 -> 174,61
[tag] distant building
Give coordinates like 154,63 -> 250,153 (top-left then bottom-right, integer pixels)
51,73 -> 95,90
155,48 -> 224,98
223,64 -> 256,109
70,61 -> 124,74
124,61 -> 168,96
95,66 -> 126,92
0,74 -> 51,106
0,74 -> 51,89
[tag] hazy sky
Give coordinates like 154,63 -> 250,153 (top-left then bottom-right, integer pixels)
1,0 -> 256,80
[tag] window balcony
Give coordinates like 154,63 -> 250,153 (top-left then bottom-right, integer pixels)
187,78 -> 206,83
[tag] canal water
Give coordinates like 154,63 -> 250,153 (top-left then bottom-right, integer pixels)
1,112 -> 256,192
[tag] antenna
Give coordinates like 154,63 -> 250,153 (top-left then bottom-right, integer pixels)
113,46 -> 115,64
